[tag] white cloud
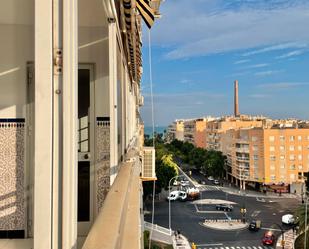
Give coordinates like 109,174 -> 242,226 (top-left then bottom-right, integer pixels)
257,82 -> 309,89
254,70 -> 283,76
149,1 -> 309,59
244,63 -> 269,69
242,42 -> 307,56
234,59 -> 251,64
276,49 -> 306,59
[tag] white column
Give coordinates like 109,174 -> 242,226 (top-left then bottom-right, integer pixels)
34,0 -> 53,248
109,21 -> 118,184
62,0 -> 78,248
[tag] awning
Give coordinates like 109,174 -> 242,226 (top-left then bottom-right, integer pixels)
136,0 -> 155,29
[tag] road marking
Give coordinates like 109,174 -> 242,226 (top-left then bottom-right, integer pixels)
251,210 -> 261,217
261,227 -> 284,232
196,244 -> 223,247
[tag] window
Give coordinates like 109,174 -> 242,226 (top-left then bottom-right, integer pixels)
270,175 -> 276,180
253,155 -> 259,160
280,163 -> 285,169
270,164 -> 275,170
280,145 -> 285,151
290,155 -> 295,161
298,165 -> 303,170
280,135 -> 285,141
269,136 -> 275,142
298,155 -> 302,160
252,136 -> 258,142
298,135 -> 302,141
253,145 -> 258,151
290,165 -> 296,170
289,146 -> 295,151
269,146 -> 275,152
298,145 -> 302,151
280,175 -> 285,180
270,155 -> 276,161
290,136 -> 295,142
280,155 -> 285,160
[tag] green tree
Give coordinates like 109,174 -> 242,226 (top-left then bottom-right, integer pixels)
156,154 -> 178,190
294,205 -> 309,248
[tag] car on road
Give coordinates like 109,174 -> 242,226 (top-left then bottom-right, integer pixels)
248,220 -> 261,231
214,179 -> 220,185
208,176 -> 214,181
282,214 -> 295,225
180,179 -> 190,187
262,231 -> 275,246
215,204 -> 233,211
166,190 -> 187,201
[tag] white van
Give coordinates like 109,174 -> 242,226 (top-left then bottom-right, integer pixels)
166,191 -> 187,201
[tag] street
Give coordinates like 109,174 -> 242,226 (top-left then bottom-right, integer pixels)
144,170 -> 300,249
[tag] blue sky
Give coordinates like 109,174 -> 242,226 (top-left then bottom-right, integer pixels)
141,0 -> 309,126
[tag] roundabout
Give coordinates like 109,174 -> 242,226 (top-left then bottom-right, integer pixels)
200,219 -> 249,231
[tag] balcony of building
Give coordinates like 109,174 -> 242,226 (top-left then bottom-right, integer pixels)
0,0 -> 155,248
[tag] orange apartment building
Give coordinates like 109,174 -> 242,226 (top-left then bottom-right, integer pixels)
225,126 -> 309,193
182,117 -> 214,148
166,120 -> 184,142
206,115 -> 265,151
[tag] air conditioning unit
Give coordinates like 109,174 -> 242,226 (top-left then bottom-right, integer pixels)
141,147 -> 156,181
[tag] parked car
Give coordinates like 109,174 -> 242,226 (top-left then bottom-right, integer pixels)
248,220 -> 261,231
282,214 -> 295,225
215,204 -> 233,211
214,179 -> 220,185
262,231 -> 275,245
208,176 -> 214,181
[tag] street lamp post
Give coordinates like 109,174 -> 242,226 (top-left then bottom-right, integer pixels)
273,223 -> 285,249
305,195 -> 308,249
168,175 -> 180,233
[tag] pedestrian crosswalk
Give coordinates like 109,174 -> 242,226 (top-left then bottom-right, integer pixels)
198,185 -> 222,191
196,245 -> 272,249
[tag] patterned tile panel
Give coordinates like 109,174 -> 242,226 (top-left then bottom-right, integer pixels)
95,117 -> 110,212
0,119 -> 25,230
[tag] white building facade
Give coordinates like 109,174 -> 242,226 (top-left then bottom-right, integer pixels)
0,0 -> 159,248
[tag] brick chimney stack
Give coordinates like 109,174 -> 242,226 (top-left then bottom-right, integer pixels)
234,80 -> 240,117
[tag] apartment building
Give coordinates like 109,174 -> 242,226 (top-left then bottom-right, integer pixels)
0,0 -> 160,248
166,120 -> 184,142
206,115 -> 265,151
184,119 -> 195,144
226,126 -> 309,193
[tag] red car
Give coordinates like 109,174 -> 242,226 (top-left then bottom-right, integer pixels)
262,231 -> 275,245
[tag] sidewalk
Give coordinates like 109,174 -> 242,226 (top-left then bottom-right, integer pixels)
276,229 -> 296,249
178,165 -> 299,199
172,234 -> 192,249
